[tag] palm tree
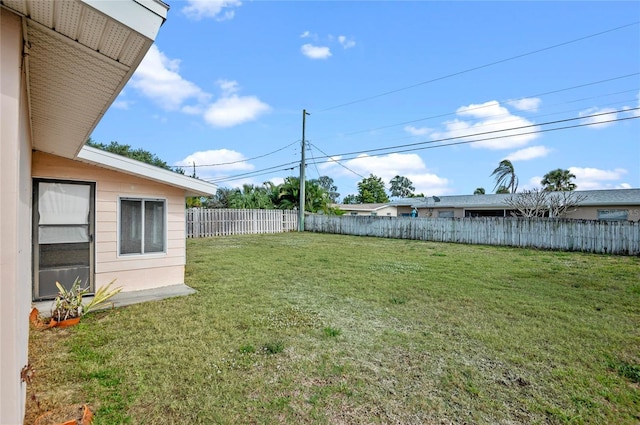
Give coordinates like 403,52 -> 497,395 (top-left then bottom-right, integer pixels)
541,169 -> 577,192
473,187 -> 485,195
491,160 -> 518,193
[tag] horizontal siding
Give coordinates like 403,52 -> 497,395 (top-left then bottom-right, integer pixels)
33,151 -> 190,292
95,265 -> 185,292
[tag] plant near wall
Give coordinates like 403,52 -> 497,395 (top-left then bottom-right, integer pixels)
31,278 -> 123,328
52,278 -> 88,322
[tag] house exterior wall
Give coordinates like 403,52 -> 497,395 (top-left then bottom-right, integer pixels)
32,152 -> 188,293
564,206 -> 640,221
1,9 -> 32,424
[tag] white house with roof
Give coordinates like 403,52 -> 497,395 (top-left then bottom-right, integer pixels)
333,203 -> 398,217
390,189 -> 640,221
0,1 -> 217,423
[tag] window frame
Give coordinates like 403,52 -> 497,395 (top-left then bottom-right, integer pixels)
118,197 -> 168,257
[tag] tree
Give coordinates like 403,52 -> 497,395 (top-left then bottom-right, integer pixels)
86,139 -> 174,171
203,187 -> 237,208
496,186 -> 510,194
228,184 -> 273,209
474,187 -> 486,195
491,159 -> 518,194
389,175 -> 415,198
315,176 -> 340,203
342,194 -> 358,204
356,174 -> 389,203
505,188 -> 587,218
541,168 -> 577,192
273,177 -> 331,213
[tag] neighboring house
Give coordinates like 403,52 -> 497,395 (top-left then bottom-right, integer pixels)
390,189 -> 640,221
334,203 -> 398,217
0,2 -> 217,423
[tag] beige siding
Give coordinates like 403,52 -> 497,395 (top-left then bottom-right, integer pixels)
565,206 -> 640,221
32,152 -> 187,293
1,9 -> 32,424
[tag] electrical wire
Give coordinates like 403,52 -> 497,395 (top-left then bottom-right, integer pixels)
313,22 -> 639,113
311,73 -> 640,141
306,108 -> 640,163
171,139 -> 299,169
308,142 -> 366,179
316,96 -> 639,153
200,108 -> 639,185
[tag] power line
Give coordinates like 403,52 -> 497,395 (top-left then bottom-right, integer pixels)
321,95 -> 639,153
307,108 -> 640,162
205,161 -> 298,183
173,139 -> 299,169
308,142 -> 366,179
314,22 -> 639,113
312,73 -> 640,141
203,108 -> 639,186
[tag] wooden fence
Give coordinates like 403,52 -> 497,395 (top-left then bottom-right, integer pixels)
304,215 -> 640,255
186,208 -> 298,238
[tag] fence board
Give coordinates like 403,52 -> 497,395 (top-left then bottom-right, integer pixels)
304,215 -> 640,255
186,208 -> 298,237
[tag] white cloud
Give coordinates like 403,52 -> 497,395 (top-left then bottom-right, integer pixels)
131,45 -> 208,111
182,0 -> 242,21
204,95 -> 271,127
404,125 -> 431,136
507,97 -> 541,112
432,100 -> 539,150
319,153 -> 450,195
505,146 -> 551,161
569,166 -> 629,190
175,149 -> 253,180
300,30 -> 315,39
112,100 -> 130,110
131,48 -> 270,128
217,79 -> 240,96
338,35 -> 356,49
301,44 -> 332,60
579,107 -> 618,129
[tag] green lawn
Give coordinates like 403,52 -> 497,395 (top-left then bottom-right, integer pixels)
27,233 -> 640,424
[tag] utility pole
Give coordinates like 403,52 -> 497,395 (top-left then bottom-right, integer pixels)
298,109 -> 310,231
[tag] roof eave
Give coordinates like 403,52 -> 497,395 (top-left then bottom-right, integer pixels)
77,146 -> 218,197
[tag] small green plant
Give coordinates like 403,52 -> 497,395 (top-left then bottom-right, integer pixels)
83,279 -> 122,315
263,341 -> 284,354
239,344 -> 256,354
52,278 -> 89,321
607,358 -> 640,383
323,327 -> 342,338
51,278 -> 122,321
390,296 -> 407,305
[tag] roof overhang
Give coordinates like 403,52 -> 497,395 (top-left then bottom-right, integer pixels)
1,0 -> 168,158
77,146 -> 218,197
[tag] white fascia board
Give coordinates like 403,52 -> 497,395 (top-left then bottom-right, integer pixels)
77,146 -> 217,197
81,0 -> 168,40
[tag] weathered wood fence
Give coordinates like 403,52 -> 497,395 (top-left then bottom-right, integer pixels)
186,208 -> 298,238
304,215 -> 640,255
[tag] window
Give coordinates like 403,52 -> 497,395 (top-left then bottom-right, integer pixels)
597,209 -> 628,221
120,198 -> 166,255
438,210 -> 454,218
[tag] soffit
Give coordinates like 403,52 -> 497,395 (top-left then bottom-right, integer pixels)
0,0 -> 165,158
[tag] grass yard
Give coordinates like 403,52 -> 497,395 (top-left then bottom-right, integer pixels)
26,233 -> 640,424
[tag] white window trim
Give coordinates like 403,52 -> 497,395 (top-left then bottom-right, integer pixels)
117,196 -> 168,257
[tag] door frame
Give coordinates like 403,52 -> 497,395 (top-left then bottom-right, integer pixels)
32,178 -> 96,301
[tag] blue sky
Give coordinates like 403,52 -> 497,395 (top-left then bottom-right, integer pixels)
91,0 -> 640,200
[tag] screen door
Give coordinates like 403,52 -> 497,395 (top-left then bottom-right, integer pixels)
33,180 -> 95,300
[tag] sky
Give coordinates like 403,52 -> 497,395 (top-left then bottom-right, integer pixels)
90,0 -> 640,200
